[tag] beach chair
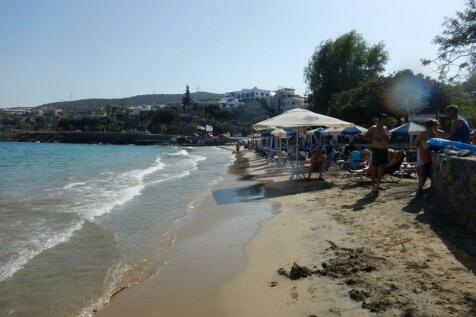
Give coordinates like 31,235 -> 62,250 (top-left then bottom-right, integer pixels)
289,159 -> 306,179
383,151 -> 406,182
346,151 -> 406,183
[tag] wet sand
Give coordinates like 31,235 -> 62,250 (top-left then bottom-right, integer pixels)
95,152 -> 272,317
97,150 -> 476,316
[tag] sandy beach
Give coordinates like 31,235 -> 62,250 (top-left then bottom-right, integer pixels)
97,149 -> 476,317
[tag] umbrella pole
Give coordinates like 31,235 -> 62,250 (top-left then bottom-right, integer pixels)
295,132 -> 299,162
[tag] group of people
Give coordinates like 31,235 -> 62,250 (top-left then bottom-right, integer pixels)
365,105 -> 472,195
307,104 -> 473,195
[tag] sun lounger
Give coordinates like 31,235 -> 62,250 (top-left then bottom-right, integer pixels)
289,159 -> 306,180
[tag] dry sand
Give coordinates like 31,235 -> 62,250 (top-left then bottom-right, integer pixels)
97,150 -> 476,317
219,151 -> 476,317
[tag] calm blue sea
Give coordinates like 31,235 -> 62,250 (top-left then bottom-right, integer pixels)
0,142 -> 233,317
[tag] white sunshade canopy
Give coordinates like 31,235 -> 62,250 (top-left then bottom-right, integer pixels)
390,122 -> 425,136
253,108 -> 354,131
271,128 -> 290,138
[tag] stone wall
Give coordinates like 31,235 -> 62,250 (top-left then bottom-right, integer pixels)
432,154 -> 476,231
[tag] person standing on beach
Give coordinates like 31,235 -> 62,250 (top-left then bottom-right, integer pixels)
445,105 -> 471,143
364,113 -> 391,193
414,119 -> 438,196
235,142 -> 240,153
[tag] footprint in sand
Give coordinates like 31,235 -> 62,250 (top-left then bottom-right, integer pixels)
268,281 -> 278,287
287,286 -> 298,305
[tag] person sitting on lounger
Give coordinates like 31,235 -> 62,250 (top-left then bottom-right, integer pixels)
348,148 -> 365,169
385,149 -> 405,171
361,147 -> 371,167
307,148 -> 327,181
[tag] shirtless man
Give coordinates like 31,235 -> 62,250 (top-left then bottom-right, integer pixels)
307,148 -> 327,181
364,113 -> 391,193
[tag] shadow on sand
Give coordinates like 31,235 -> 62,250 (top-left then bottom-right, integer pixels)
403,195 -> 476,275
264,178 -> 333,198
342,192 -> 379,211
212,178 -> 334,205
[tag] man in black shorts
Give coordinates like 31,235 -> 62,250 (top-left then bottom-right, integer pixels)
364,114 -> 391,193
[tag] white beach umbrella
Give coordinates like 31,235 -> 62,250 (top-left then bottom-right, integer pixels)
320,127 -> 346,136
253,108 -> 354,131
390,122 -> 425,136
271,128 -> 295,138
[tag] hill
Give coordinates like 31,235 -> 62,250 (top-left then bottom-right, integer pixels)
37,92 -> 224,113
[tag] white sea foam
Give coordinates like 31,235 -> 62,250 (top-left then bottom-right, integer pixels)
63,181 -> 86,190
0,220 -> 84,282
65,158 -> 166,221
0,157 -> 166,282
166,149 -> 190,157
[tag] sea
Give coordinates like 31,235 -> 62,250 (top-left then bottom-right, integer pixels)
0,142 -> 234,317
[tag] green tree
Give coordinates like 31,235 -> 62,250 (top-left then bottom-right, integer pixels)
182,85 -> 192,110
422,0 -> 476,82
304,31 -> 388,114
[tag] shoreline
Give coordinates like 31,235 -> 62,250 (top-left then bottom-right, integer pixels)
94,150 -> 274,317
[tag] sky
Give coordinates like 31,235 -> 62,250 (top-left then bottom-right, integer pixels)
0,0 -> 467,107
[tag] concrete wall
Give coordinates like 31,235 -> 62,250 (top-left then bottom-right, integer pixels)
432,154 -> 476,231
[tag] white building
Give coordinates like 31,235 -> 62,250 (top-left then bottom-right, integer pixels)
271,88 -> 306,112
220,87 -> 272,107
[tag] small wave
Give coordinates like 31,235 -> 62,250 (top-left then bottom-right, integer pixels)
63,181 -> 86,190
78,262 -> 132,317
0,157 -> 166,282
147,154 -> 206,186
68,158 -> 166,221
0,220 -> 84,282
165,149 -> 189,157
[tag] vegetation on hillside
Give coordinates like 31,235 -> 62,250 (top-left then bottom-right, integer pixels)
0,99 -> 273,136
36,92 -> 224,114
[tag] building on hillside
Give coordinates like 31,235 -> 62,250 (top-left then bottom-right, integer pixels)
127,104 -> 159,116
220,98 -> 243,109
270,88 -> 306,113
3,107 -> 33,115
220,87 -> 271,107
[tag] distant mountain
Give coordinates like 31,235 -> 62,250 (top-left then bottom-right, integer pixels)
36,92 -> 224,113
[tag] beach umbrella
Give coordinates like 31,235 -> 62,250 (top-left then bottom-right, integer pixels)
320,127 -> 345,136
306,128 -> 325,147
342,126 -> 368,136
253,109 -> 353,164
253,108 -> 354,130
306,127 -> 325,136
271,128 -> 296,138
259,130 -> 273,137
390,122 -> 425,136
390,122 -> 425,149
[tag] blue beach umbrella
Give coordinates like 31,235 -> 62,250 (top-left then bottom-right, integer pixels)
342,126 -> 367,136
390,122 -> 425,148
